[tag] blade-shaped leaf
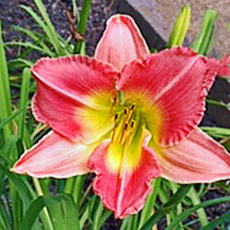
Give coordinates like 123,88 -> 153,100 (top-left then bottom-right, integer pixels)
46,194 -> 80,230
19,197 -> 45,230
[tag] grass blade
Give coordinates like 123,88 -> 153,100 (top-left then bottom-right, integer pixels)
165,197 -> 230,230
34,0 -> 64,55
138,179 -> 161,229
46,194 -> 80,230
18,68 -> 31,139
13,26 -> 53,54
0,109 -> 24,131
191,9 -> 218,55
19,197 -> 45,230
188,187 -> 208,227
140,185 -> 192,230
202,212 -> 230,230
0,21 -> 12,140
6,41 -> 53,56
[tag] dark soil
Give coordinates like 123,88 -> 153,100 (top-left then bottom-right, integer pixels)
0,0 -> 117,59
1,0 -> 230,229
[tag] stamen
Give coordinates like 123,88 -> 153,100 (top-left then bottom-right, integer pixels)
114,113 -> 118,121
118,103 -> 137,143
119,123 -> 128,144
130,104 -> 135,111
124,123 -> 128,130
130,120 -> 135,129
111,113 -> 119,142
124,108 -> 128,115
110,90 -> 118,114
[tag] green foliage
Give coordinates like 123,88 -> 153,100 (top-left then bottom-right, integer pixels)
191,9 -> 218,55
0,2 -> 230,230
45,194 -> 80,230
0,21 -> 12,140
167,5 -> 191,47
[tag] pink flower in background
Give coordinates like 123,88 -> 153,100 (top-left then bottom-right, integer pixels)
12,14 -> 230,218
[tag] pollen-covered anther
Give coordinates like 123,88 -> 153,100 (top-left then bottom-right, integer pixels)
130,104 -> 136,111
111,113 -> 119,142
123,108 -> 128,115
114,113 -> 119,121
110,90 -> 118,113
124,123 -> 128,130
130,120 -> 135,129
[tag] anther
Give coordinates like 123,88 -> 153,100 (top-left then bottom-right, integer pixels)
114,113 -> 118,120
110,90 -> 118,114
111,113 -> 119,142
124,123 -> 128,130
124,108 -> 128,115
130,120 -> 135,128
130,104 -> 135,110
110,90 -> 117,101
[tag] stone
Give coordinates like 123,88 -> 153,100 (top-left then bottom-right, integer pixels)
126,0 -> 230,56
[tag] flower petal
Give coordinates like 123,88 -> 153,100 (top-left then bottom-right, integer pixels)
94,14 -> 149,71
205,56 -> 230,90
88,140 -> 161,218
158,128 -> 230,183
32,56 -> 118,142
12,131 -> 98,178
118,47 -> 211,146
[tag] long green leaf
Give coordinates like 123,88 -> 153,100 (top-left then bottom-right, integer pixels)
20,5 -> 60,56
188,187 -> 208,227
0,164 -> 31,208
0,21 -> 12,140
191,9 -> 218,55
0,109 -> 24,131
202,212 -> 230,230
46,194 -> 80,230
19,197 -> 45,230
6,41 -> 53,56
165,197 -> 230,230
34,0 -> 63,55
138,179 -> 161,229
8,59 -> 33,69
92,201 -> 104,230
18,68 -> 31,139
0,198 -> 11,230
140,185 -> 192,230
13,26 -> 53,55
201,126 -> 230,138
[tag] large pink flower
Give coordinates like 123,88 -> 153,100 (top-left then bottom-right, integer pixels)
12,14 -> 230,218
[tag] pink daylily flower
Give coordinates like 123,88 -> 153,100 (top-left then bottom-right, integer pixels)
12,14 -> 230,218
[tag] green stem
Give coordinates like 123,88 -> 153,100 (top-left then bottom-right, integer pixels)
93,201 -> 104,230
74,0 -> 92,53
188,187 -> 209,227
64,177 -> 75,194
139,179 -> 161,229
72,175 -> 85,206
140,185 -> 192,230
33,178 -> 54,230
